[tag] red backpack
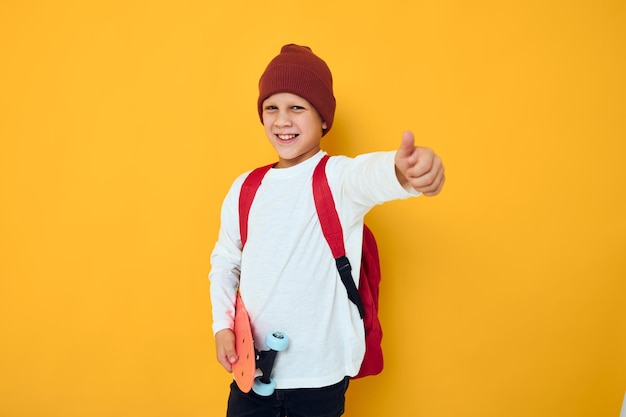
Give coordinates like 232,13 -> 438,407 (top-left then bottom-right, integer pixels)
238,155 -> 383,379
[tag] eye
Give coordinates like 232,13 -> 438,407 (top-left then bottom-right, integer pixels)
291,105 -> 306,111
264,105 -> 278,111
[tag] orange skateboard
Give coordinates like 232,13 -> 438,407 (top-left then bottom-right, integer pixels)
232,293 -> 288,396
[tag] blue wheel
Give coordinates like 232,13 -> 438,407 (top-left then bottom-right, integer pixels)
252,377 -> 276,396
266,331 -> 289,351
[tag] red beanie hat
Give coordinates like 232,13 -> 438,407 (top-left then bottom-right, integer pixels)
258,44 -> 336,136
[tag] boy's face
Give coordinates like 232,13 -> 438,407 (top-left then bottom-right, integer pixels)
262,92 -> 327,169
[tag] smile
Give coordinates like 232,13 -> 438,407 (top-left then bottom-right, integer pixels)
277,134 -> 298,141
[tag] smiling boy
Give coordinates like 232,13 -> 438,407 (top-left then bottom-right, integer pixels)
262,92 -> 327,168
209,44 -> 445,417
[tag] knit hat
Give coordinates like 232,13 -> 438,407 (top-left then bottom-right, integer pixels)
258,44 -> 336,136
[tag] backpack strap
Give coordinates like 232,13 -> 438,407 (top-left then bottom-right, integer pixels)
313,155 -> 366,319
237,156 -> 366,319
239,163 -> 275,247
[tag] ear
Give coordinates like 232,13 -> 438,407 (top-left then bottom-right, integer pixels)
322,121 -> 328,130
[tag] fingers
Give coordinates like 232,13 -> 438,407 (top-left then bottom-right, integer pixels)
405,147 -> 434,178
417,156 -> 446,196
215,329 -> 238,373
394,130 -> 446,195
403,147 -> 446,196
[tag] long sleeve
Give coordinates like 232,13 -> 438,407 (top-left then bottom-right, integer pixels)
208,175 -> 246,335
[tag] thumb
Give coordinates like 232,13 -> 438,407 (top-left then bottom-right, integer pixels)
397,130 -> 416,159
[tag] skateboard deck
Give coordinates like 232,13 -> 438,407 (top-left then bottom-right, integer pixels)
232,293 -> 255,393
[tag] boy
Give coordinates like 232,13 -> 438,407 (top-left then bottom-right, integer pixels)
209,44 -> 445,417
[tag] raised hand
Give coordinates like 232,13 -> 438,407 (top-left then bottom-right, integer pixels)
394,130 -> 445,196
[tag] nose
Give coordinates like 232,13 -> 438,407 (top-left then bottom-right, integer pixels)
274,110 -> 292,128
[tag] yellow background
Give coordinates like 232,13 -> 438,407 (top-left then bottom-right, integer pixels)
1,1 -> 624,416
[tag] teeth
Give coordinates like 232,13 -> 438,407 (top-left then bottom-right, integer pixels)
278,134 -> 297,140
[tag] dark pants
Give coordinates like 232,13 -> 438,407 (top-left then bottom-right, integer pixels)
226,377 -> 350,417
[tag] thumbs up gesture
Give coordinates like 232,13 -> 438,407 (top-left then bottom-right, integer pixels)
394,131 -> 445,196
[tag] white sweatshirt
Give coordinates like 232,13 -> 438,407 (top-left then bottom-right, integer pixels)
209,150 -> 418,389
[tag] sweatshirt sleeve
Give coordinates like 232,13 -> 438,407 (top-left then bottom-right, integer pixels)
208,175 -> 245,335
330,150 -> 420,213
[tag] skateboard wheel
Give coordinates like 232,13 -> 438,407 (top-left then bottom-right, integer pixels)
252,377 -> 276,396
266,331 -> 289,351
